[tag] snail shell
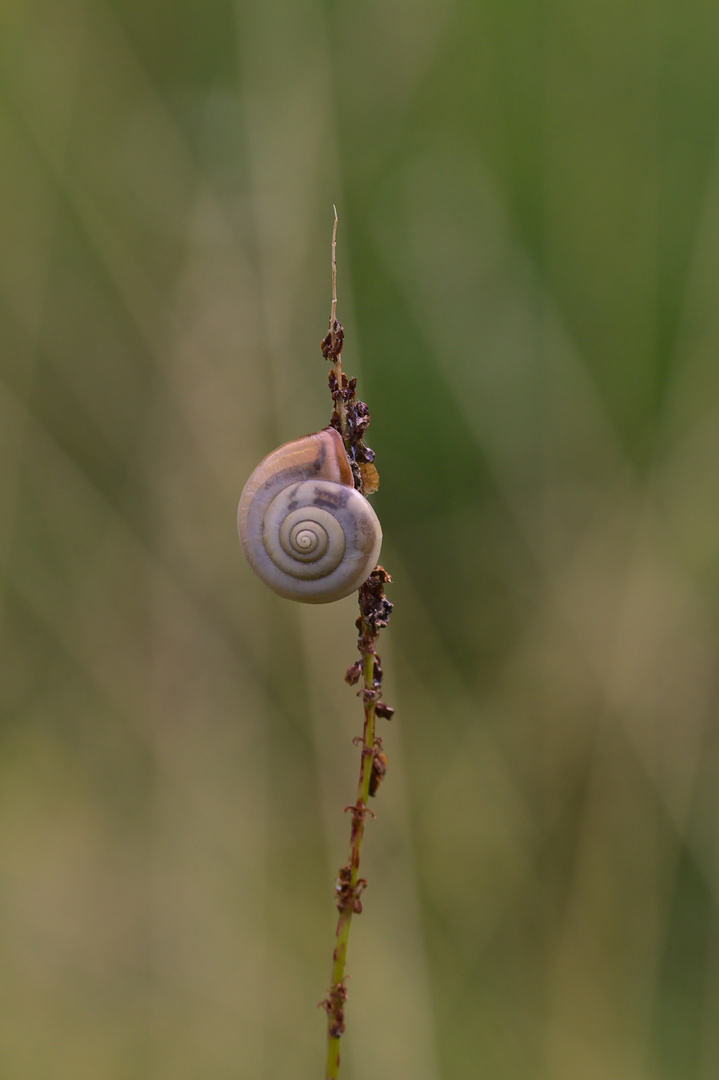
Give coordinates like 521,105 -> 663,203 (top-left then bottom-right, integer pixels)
237,426 -> 382,603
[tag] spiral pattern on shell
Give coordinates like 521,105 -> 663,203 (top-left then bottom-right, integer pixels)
237,427 -> 382,603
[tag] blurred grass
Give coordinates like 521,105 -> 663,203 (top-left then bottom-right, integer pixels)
2,0 -> 719,1077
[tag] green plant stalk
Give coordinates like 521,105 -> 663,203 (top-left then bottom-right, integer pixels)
328,209 -> 350,458
320,210 -> 391,1078
325,637 -> 376,1080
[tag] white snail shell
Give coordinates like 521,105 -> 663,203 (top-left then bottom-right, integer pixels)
237,426 -> 382,603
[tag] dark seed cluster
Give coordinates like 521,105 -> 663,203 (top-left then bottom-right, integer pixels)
324,319 -> 377,490
319,978 -> 348,1039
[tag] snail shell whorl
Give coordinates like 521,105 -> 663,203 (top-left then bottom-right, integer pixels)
237,427 -> 382,603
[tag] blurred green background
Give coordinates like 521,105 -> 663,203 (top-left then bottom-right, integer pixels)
2,0 -> 719,1077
